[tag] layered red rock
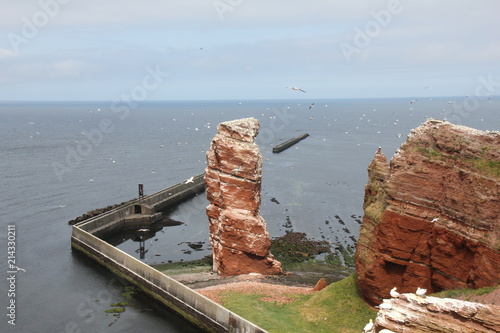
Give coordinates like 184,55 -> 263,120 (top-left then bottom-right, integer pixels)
356,119 -> 500,305
365,293 -> 500,332
205,118 -> 282,276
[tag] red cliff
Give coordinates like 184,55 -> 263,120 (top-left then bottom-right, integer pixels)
356,119 -> 500,305
205,118 -> 282,276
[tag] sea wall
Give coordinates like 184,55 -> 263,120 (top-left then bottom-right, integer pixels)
76,174 -> 205,237
71,175 -> 267,332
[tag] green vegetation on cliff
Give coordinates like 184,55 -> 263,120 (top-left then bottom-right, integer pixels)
220,274 -> 376,333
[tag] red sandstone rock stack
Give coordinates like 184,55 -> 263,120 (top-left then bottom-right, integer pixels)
356,119 -> 500,305
204,118 -> 282,276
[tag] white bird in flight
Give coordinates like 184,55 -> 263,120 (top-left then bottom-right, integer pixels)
287,86 -> 306,93
185,176 -> 194,184
12,266 -> 26,272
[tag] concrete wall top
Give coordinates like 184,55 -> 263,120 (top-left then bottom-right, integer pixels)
72,226 -> 267,332
70,173 -> 267,332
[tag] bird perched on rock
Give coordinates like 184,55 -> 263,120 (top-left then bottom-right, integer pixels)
390,287 -> 400,298
379,301 -> 393,310
363,319 -> 374,332
416,287 -> 427,297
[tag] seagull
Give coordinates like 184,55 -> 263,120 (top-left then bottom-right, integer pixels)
12,266 -> 26,272
185,176 -> 194,184
390,287 -> 400,298
363,319 -> 374,332
308,103 -> 315,110
416,287 -> 427,297
431,218 -> 439,223
287,86 -> 306,93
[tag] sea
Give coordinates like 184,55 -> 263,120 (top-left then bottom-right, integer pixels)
0,97 -> 498,332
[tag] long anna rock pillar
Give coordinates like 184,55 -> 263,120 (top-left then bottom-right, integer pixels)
204,118 -> 282,276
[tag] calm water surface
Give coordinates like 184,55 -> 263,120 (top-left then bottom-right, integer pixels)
0,98 -> 497,332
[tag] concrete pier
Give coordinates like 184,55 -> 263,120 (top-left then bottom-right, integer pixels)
272,133 -> 309,153
71,174 -> 268,333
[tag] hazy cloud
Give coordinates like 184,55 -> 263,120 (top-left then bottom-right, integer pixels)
0,0 -> 499,100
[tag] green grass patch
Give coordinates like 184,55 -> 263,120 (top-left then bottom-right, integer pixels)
416,143 -> 499,179
300,274 -> 377,332
466,159 -> 500,178
222,293 -> 308,333
220,274 -> 376,333
432,285 -> 497,301
419,146 -> 446,160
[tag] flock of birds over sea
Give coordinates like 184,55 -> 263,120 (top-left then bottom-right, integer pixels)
22,86 -> 492,190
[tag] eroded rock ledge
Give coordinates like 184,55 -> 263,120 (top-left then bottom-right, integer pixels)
356,119 -> 500,305
205,118 -> 282,276
366,293 -> 500,332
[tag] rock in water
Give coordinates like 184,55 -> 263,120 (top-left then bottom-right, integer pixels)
204,118 -> 282,276
355,119 -> 500,305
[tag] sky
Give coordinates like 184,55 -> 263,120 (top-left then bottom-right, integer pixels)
0,0 -> 499,101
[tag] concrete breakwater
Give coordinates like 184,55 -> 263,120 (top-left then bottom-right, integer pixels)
71,174 -> 267,332
272,133 -> 309,153
69,174 -> 205,226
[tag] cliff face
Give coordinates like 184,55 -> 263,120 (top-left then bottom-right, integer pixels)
365,293 -> 500,332
356,119 -> 500,305
205,118 -> 282,276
